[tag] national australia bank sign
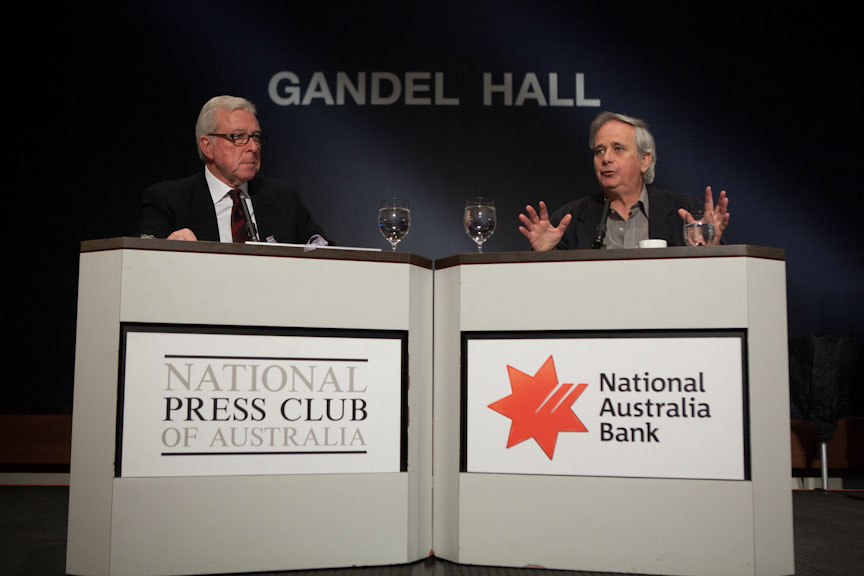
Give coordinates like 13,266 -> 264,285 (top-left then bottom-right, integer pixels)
464,332 -> 749,481
268,71 -> 601,108
118,326 -> 406,478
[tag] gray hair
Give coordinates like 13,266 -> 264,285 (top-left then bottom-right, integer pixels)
588,111 -> 657,185
195,95 -> 258,161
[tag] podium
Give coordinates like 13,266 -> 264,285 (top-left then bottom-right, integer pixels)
67,238 -> 434,576
69,240 -> 794,576
432,246 -> 794,576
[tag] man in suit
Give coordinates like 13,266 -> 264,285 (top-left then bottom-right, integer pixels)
139,95 -> 329,244
518,111 -> 730,250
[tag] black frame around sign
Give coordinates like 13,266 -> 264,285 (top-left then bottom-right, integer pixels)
460,328 -> 750,481
116,322 -> 409,477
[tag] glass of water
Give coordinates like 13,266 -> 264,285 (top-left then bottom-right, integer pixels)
379,198 -> 411,251
464,197 -> 496,253
683,210 -> 715,246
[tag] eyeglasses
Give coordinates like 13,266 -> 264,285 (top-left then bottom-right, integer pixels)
208,132 -> 267,146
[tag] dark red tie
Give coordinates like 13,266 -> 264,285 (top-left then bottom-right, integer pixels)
228,189 -> 247,243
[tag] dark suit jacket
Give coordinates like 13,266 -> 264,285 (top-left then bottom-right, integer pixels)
139,172 -> 330,244
551,187 -> 703,250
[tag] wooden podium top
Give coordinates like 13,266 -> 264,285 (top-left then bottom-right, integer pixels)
80,237 -> 435,269
81,239 -> 784,272
435,244 -> 785,270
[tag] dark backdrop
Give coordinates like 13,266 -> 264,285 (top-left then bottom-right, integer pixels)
7,1 -> 862,416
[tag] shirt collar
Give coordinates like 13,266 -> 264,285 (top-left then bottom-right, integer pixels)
204,165 -> 249,204
607,184 -> 650,219
638,183 -> 649,218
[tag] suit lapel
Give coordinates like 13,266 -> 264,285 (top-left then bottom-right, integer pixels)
248,178 -> 276,242
647,187 -> 678,245
191,173 -> 221,241
574,192 -> 606,249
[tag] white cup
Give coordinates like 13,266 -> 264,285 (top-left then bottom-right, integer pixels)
638,239 -> 667,248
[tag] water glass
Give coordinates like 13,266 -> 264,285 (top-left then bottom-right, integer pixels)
683,210 -> 715,246
379,198 -> 411,251
464,197 -> 496,253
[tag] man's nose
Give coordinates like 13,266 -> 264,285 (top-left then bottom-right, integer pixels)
245,138 -> 261,153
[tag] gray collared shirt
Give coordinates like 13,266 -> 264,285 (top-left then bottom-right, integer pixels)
604,185 -> 649,249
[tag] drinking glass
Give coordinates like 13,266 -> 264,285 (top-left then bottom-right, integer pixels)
378,198 -> 411,251
464,197 -> 496,253
683,210 -> 715,246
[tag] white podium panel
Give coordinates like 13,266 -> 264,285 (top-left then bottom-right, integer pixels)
67,238 -> 433,576
464,333 -> 748,480
118,327 -> 406,478
433,247 -> 794,576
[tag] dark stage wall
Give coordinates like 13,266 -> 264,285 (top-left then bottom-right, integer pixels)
7,1 -> 862,414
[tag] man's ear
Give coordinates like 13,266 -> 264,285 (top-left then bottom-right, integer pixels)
199,135 -> 214,161
640,152 -> 652,174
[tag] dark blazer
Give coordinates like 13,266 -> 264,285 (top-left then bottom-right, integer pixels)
550,187 -> 703,250
139,172 -> 330,244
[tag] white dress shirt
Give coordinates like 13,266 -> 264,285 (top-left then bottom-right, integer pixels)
204,166 -> 258,243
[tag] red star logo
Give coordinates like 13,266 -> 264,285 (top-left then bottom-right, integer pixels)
488,355 -> 588,459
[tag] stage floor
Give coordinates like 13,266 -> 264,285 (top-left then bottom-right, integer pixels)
1,487 -> 861,576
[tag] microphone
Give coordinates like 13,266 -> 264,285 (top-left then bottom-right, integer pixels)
238,196 -> 260,242
592,197 -> 610,249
